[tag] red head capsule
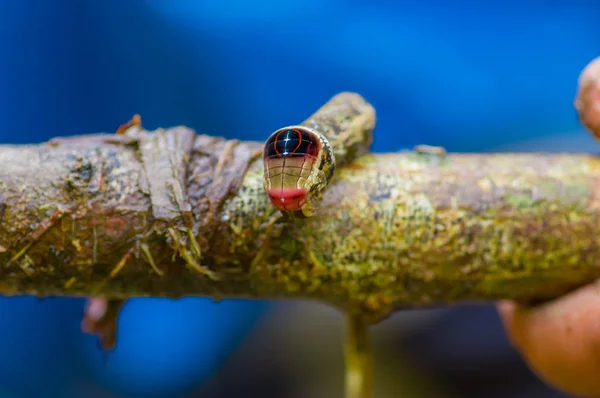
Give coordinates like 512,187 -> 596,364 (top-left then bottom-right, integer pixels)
263,126 -> 322,214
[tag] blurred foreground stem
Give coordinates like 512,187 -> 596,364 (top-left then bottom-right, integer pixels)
345,313 -> 372,398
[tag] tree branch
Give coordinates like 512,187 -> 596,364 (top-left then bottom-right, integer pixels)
3,52 -> 600,325
1,122 -> 599,321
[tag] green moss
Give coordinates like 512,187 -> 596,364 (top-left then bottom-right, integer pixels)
505,193 -> 536,209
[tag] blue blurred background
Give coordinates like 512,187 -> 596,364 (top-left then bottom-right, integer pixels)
0,1 -> 598,397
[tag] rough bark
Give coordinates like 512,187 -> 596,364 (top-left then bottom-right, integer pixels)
1,112 -> 600,322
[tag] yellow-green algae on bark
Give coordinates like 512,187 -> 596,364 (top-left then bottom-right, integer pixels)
0,128 -> 599,322
226,150 -> 600,319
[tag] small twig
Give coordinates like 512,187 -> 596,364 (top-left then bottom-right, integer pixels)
345,313 -> 372,398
